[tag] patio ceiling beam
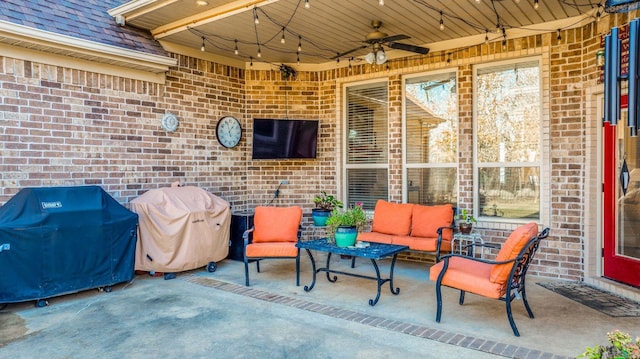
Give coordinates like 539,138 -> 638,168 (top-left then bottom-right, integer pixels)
151,0 -> 280,40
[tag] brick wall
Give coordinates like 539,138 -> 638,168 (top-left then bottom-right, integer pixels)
0,16 -> 632,282
0,54 -> 246,207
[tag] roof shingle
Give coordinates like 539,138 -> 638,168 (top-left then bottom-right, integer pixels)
0,0 -> 168,57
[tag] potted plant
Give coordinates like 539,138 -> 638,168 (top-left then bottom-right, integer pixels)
457,208 -> 477,234
325,202 -> 368,247
578,330 -> 640,358
312,191 -> 343,226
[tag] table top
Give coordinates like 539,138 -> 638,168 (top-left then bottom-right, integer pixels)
297,239 -> 408,259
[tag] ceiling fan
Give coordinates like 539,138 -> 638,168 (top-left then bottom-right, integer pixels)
333,20 -> 430,64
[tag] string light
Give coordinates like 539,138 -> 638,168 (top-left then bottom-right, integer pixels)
249,56 -> 253,68
189,0 -> 590,65
304,0 -> 310,9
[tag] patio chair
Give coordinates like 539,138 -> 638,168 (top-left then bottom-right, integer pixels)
429,222 -> 550,336
243,206 -> 303,286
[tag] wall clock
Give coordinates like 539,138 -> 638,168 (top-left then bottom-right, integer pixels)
216,116 -> 242,148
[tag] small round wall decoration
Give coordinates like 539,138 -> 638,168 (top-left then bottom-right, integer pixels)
161,113 -> 179,132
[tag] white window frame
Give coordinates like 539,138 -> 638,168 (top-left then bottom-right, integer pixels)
402,69 -> 459,205
342,79 -> 390,208
472,56 -> 548,224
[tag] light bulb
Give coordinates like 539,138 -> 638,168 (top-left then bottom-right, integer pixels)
376,50 -> 387,65
364,52 -> 375,64
379,0 -> 384,5
534,0 -> 539,9
440,19 -> 445,31
254,12 -> 259,24
298,36 -> 302,52
200,37 -> 205,52
281,29 -> 286,44
257,47 -> 262,58
304,0 -> 310,9
475,0 -> 480,3
234,40 -> 239,55
485,31 -> 489,44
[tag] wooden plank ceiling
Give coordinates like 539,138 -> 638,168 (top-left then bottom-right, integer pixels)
112,0 -> 600,65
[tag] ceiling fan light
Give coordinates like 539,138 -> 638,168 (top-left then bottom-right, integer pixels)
376,50 -> 387,65
364,52 -> 376,64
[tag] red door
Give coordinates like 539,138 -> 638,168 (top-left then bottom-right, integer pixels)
603,122 -> 640,287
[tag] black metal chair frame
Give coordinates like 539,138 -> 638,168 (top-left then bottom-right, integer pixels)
434,227 -> 550,337
243,226 -> 302,287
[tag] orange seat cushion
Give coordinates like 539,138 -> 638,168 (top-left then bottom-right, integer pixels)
430,257 -> 505,299
371,200 -> 413,236
411,204 -> 453,240
253,206 -> 302,243
489,222 -> 539,284
357,231 -> 393,244
246,242 -> 298,258
411,237 -> 452,252
389,235 -> 415,248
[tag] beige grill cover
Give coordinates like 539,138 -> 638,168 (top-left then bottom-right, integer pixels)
131,186 -> 230,272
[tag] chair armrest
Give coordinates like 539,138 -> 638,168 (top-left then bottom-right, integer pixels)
439,252 -> 516,266
243,227 -> 255,246
435,225 -> 456,262
297,224 -> 303,241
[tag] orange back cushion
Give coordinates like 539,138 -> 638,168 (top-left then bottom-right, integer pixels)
371,200 -> 413,236
253,206 -> 302,243
410,204 -> 454,240
489,222 -> 539,284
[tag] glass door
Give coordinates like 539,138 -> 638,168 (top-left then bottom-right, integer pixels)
603,120 -> 640,287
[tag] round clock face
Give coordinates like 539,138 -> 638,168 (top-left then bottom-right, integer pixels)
216,116 -> 242,148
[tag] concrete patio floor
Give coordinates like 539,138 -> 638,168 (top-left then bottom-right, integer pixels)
1,254 -> 639,358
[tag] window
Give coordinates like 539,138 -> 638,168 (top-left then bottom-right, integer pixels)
345,82 -> 388,210
474,59 -> 541,220
404,71 -> 458,205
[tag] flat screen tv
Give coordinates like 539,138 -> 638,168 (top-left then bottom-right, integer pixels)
252,118 -> 318,159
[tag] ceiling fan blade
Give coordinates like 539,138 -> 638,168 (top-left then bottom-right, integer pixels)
387,42 -> 430,55
332,45 -> 368,59
381,34 -> 410,43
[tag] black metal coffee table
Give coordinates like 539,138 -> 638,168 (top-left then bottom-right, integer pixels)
296,239 -> 409,306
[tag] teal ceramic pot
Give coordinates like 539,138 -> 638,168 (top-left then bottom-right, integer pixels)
311,209 -> 331,226
334,226 -> 358,247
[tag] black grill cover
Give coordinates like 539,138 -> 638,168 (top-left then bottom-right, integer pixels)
0,186 -> 138,303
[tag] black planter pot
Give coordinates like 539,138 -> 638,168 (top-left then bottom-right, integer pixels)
458,222 -> 473,234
